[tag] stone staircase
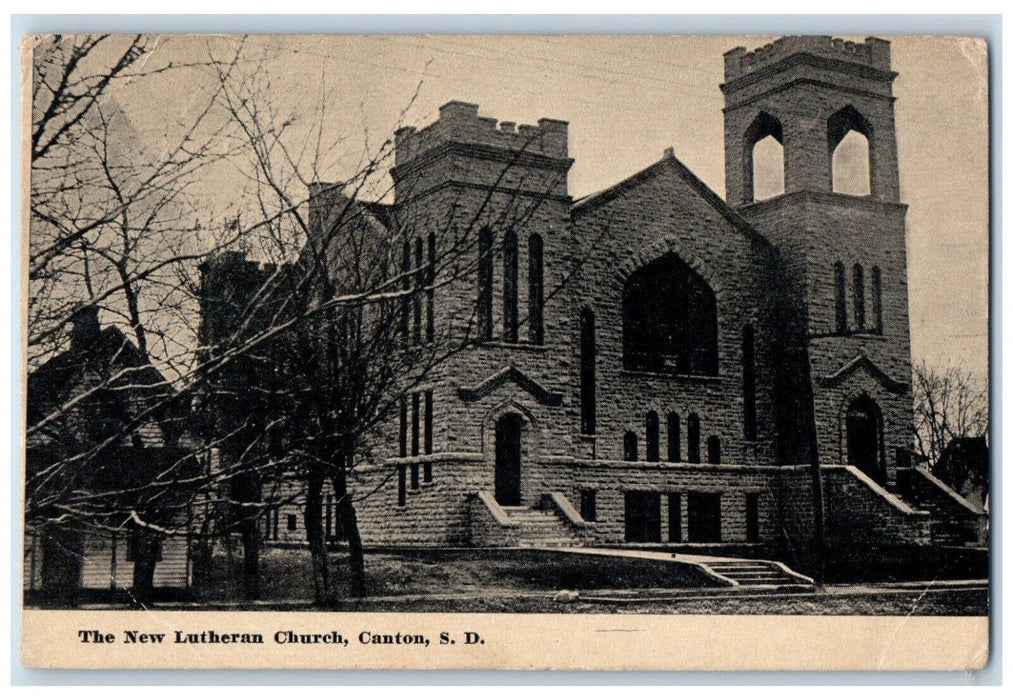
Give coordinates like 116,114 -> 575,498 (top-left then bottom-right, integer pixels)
693,557 -> 814,589
501,505 -> 584,547
893,467 -> 986,545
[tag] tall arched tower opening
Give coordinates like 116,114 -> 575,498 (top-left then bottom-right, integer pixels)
722,37 -> 913,484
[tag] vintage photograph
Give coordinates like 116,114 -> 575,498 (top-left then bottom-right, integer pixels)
22,32 -> 989,656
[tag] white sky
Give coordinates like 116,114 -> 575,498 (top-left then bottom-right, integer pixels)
110,34 -> 990,380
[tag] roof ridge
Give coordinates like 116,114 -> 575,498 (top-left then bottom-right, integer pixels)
571,149 -> 773,249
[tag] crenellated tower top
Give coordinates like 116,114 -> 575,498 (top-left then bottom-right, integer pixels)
394,101 -> 569,167
723,36 -> 892,84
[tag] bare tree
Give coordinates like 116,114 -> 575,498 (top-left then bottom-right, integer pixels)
194,46 -> 572,604
912,360 -> 989,503
26,35 -> 243,605
27,34 -> 576,607
912,360 -> 988,463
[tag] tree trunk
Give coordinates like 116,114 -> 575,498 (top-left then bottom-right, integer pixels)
332,469 -> 366,597
304,471 -> 330,605
130,530 -> 160,608
40,523 -> 84,608
239,514 -> 260,600
229,462 -> 262,601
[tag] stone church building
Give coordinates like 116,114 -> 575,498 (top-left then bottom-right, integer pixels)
210,36 -> 984,569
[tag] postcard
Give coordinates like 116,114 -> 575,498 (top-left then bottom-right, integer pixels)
20,33 -> 989,671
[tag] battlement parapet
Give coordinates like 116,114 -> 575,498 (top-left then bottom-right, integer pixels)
200,249 -> 292,281
724,36 -> 891,83
395,100 -> 569,166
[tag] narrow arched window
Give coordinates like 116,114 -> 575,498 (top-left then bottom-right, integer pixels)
742,324 -> 757,441
423,390 -> 434,483
398,395 -> 408,458
579,307 -> 596,435
834,261 -> 847,334
426,233 -> 436,342
528,234 -> 544,345
402,239 -> 412,341
623,431 -> 639,462
687,413 -> 701,464
707,436 -> 721,465
871,265 -> 883,334
646,411 -> 660,462
503,229 -> 518,342
667,412 -> 681,462
853,263 -> 866,331
413,237 -> 424,344
477,227 -> 493,340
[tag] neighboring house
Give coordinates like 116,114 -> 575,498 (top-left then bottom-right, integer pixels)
201,36 -> 985,575
25,305 -> 203,604
933,436 -> 989,511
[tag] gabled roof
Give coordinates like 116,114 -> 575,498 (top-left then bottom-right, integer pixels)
572,149 -> 774,250
457,365 -> 563,406
818,353 -> 909,394
27,320 -> 187,445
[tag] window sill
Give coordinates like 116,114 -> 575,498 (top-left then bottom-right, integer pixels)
811,331 -> 886,340
477,340 -> 548,352
619,368 -> 723,383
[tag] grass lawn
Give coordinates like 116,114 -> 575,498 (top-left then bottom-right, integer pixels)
199,546 -> 718,601
191,546 -> 988,615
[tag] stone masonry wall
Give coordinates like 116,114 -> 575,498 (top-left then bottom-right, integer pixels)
381,102 -> 577,469
723,41 -> 900,204
822,465 -> 931,545
727,36 -> 914,486
570,157 -> 781,467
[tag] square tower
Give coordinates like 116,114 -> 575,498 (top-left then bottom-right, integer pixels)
389,101 -> 577,485
723,37 -> 913,485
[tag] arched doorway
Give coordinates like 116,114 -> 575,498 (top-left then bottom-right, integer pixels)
845,395 -> 885,484
495,413 -> 523,505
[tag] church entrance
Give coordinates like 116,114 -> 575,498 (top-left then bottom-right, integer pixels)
846,395 -> 885,484
494,413 -> 523,506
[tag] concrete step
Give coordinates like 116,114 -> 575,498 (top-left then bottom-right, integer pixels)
499,504 -> 583,547
696,558 -> 813,588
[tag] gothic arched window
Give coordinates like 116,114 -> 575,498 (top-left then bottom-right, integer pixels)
834,261 -> 848,334
829,106 -> 873,196
477,227 -> 493,340
687,413 -> 701,464
579,307 -> 596,435
667,412 -> 681,462
623,253 -> 718,375
853,263 -> 866,331
871,265 -> 883,334
744,111 -> 785,202
426,233 -> 436,342
742,324 -> 757,441
503,229 -> 519,342
646,411 -> 660,462
623,431 -> 639,462
528,234 -> 544,345
413,237 -> 424,344
402,238 -> 412,340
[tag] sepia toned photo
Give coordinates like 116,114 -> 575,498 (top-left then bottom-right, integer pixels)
20,32 -> 990,670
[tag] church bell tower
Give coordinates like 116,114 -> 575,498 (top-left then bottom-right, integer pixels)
722,36 -> 913,484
